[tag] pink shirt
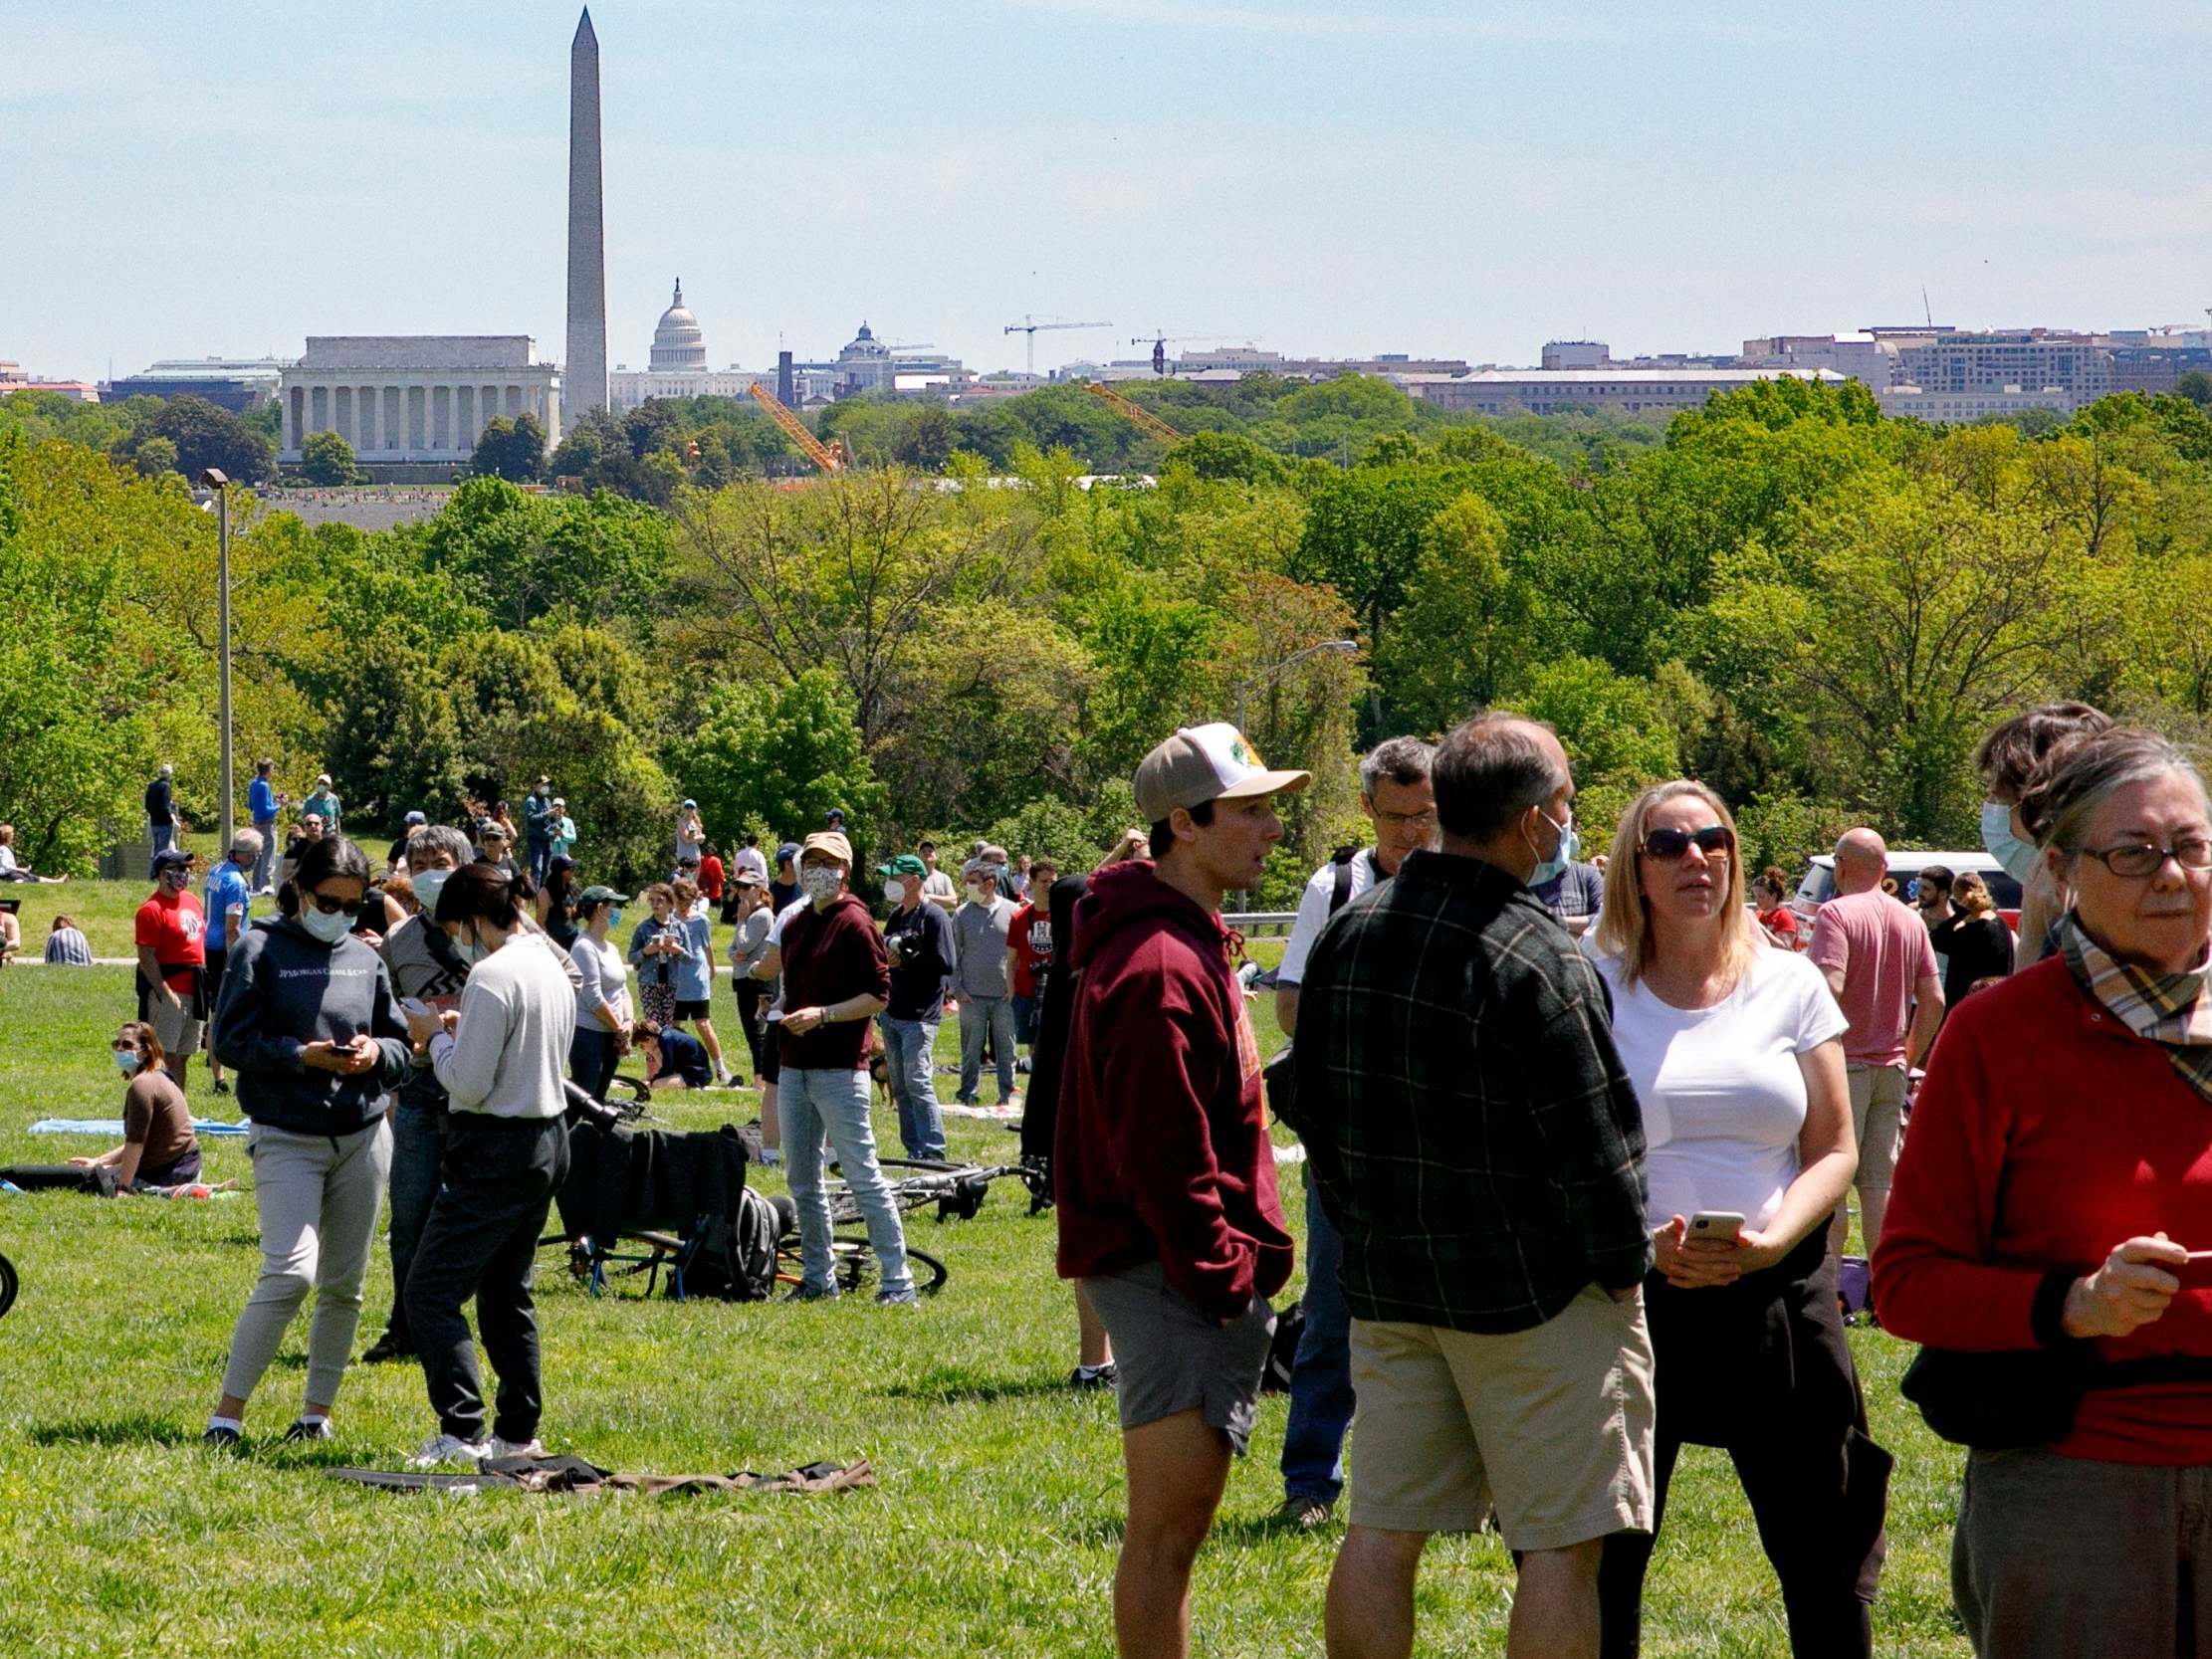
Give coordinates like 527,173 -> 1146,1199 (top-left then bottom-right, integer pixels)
1806,889 -> 1937,1068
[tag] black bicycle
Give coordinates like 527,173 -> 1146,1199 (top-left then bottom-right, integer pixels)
0,1248 -> 17,1322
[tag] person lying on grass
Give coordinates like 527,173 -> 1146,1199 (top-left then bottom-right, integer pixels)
69,1021 -> 204,1190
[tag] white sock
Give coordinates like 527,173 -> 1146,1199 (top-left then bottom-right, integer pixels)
1075,1364 -> 1106,1380
207,1414 -> 243,1433
299,1412 -> 330,1427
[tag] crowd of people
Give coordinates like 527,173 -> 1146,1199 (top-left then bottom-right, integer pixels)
42,687 -> 2212,1656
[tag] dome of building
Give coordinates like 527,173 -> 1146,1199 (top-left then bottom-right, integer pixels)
838,321 -> 890,362
648,280 -> 708,372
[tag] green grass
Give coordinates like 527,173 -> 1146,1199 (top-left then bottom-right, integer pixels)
6,878 -> 154,959
0,958 -> 1971,1656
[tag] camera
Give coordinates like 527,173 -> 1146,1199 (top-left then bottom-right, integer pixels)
887,931 -> 925,967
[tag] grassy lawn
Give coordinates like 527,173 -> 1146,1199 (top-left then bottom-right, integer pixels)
0,949 -> 1971,1656
6,878 -> 158,959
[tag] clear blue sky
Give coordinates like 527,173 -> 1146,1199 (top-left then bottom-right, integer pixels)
9,1 -> 2212,383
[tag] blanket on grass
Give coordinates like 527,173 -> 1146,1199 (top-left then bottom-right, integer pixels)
330,1454 -> 875,1498
29,1118 -> 250,1139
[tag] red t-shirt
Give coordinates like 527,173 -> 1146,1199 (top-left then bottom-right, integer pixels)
1008,900 -> 1052,997
134,889 -> 206,992
698,855 -> 726,902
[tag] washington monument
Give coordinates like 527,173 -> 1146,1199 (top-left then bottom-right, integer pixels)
565,8 -> 607,419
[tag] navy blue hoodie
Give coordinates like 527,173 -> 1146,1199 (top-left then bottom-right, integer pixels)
211,917 -> 414,1138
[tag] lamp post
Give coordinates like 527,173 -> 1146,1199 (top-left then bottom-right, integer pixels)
200,468 -> 234,855
1232,638 -> 1360,739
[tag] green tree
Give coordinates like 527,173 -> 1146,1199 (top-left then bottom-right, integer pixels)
892,407 -> 958,471
117,394 -> 275,482
2176,371 -> 2212,410
1373,492 -> 1538,730
686,671 -> 887,855
470,413 -> 548,482
416,477 -> 670,629
131,435 -> 178,478
301,430 -> 359,485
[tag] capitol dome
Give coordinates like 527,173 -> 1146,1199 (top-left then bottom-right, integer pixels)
839,321 -> 890,362
648,280 -> 708,372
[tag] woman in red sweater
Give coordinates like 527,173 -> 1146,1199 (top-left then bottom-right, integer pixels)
1876,726 -> 2212,1658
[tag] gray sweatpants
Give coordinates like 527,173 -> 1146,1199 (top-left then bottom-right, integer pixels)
220,1119 -> 393,1409
1954,1445 -> 2212,1657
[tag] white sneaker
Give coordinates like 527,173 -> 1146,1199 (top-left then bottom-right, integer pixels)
408,1433 -> 494,1471
488,1436 -> 546,1459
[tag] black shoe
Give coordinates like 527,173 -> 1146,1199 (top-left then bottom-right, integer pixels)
1068,1363 -> 1117,1391
783,1283 -> 838,1303
281,1418 -> 333,1444
359,1334 -> 413,1364
211,1078 -> 231,1096
202,1425 -> 244,1452
1271,1494 -> 1335,1529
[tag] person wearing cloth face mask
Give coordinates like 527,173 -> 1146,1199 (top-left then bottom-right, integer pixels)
71,1021 -> 202,1189
953,859 -> 1021,1108
358,826 -> 477,1367
136,848 -> 207,1092
1976,701 -> 2113,967
775,831 -> 909,1304
878,853 -> 957,1159
399,863 -> 575,1468
202,830 -> 262,1098
203,835 -> 410,1450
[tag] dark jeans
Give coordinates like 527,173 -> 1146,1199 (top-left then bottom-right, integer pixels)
148,822 -> 174,879
375,1098 -> 446,1354
1598,1235 -> 1889,1659
404,1114 -> 568,1443
528,838 -> 552,889
569,1026 -> 619,1104
1281,1174 -> 1355,1504
138,1145 -> 203,1187
733,979 -> 770,1080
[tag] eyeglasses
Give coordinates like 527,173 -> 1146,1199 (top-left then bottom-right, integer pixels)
1374,808 -> 1440,831
1639,825 -> 1734,862
306,892 -> 365,917
2082,839 -> 2212,878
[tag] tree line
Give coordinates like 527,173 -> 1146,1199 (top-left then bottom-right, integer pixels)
9,373 -> 2212,899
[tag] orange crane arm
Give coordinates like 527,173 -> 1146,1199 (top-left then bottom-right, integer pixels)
748,381 -> 843,474
1083,381 -> 1183,446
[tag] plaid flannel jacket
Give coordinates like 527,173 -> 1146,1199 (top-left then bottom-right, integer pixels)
1290,849 -> 1653,1334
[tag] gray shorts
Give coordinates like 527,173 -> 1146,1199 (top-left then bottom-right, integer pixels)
1082,1261 -> 1275,1454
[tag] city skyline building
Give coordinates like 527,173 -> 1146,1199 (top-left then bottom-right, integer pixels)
564,8 -> 608,420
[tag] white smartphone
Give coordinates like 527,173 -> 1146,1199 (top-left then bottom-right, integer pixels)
1687,1210 -> 1746,1242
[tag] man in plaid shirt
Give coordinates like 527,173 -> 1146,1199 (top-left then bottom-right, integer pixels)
1290,713 -> 1656,1659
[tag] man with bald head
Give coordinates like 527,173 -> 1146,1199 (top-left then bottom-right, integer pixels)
1809,827 -> 1942,1257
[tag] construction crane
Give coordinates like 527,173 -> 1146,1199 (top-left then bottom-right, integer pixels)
1003,316 -> 1113,374
1082,380 -> 1184,447
1131,331 -> 1254,376
747,381 -> 845,474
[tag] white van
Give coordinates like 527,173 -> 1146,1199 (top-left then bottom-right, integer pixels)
1790,850 -> 2022,928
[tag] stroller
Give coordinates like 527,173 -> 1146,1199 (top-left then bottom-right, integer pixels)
548,1086 -> 787,1302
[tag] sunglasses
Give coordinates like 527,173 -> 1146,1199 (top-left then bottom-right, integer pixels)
1640,824 -> 1734,862
306,892 -> 365,917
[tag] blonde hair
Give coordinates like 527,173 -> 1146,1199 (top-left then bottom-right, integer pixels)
1952,872 -> 1998,918
1594,780 -> 1760,990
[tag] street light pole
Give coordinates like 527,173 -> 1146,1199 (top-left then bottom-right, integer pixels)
202,470 -> 234,854
1231,638 -> 1360,739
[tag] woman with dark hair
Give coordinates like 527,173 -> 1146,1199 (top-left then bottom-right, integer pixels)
69,1021 -> 201,1189
535,855 -> 579,950
1879,726 -> 2212,1655
1929,872 -> 2015,1011
204,834 -> 410,1450
1754,866 -> 1802,950
1976,701 -> 2113,965
567,885 -> 631,1101
628,882 -> 688,1030
398,862 -> 575,1467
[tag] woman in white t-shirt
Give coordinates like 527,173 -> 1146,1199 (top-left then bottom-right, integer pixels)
1587,781 -> 1889,1659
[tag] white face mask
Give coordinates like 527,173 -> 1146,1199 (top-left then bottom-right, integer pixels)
446,925 -> 488,965
411,868 -> 450,917
883,879 -> 907,905
301,904 -> 352,944
800,867 -> 843,904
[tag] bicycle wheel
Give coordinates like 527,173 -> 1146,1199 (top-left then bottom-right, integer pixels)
0,1251 -> 17,1322
831,1235 -> 947,1297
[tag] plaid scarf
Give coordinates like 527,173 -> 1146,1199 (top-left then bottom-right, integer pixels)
2060,913 -> 2212,1104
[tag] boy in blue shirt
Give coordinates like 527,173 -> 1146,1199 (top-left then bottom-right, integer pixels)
201,830 -> 259,1095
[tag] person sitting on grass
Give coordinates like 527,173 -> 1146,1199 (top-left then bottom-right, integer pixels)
636,1019 -> 712,1091
44,914 -> 95,966
71,1021 -> 203,1190
0,900 -> 19,966
0,823 -> 65,883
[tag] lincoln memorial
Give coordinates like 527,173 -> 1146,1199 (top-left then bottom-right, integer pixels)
278,335 -> 562,466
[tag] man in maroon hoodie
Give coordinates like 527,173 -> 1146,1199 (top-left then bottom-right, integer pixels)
1057,721 -> 1306,1659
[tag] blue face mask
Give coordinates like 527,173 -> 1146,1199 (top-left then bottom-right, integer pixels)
606,909 -> 624,930
1528,808 -> 1578,887
1980,801 -> 2039,884
112,1048 -> 140,1076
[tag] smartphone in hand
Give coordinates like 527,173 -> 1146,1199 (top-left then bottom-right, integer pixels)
1687,1210 -> 1747,1245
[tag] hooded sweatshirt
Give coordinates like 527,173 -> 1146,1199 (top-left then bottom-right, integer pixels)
1054,860 -> 1292,1321
211,916 -> 414,1138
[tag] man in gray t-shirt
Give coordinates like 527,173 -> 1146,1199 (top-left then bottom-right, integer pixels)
952,861 -> 1018,1106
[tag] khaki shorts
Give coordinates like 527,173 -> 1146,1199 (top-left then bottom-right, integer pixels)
1347,1284 -> 1657,1553
148,994 -> 203,1064
1847,1064 -> 1908,1191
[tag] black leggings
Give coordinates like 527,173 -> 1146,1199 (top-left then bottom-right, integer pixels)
1598,1235 -> 1890,1659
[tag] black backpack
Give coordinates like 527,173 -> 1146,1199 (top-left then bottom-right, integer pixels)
678,1187 -> 792,1302
1261,848 -> 1361,1133
1260,1297 -> 1306,1393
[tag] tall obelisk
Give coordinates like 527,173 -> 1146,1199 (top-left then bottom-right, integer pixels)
565,8 -> 608,420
